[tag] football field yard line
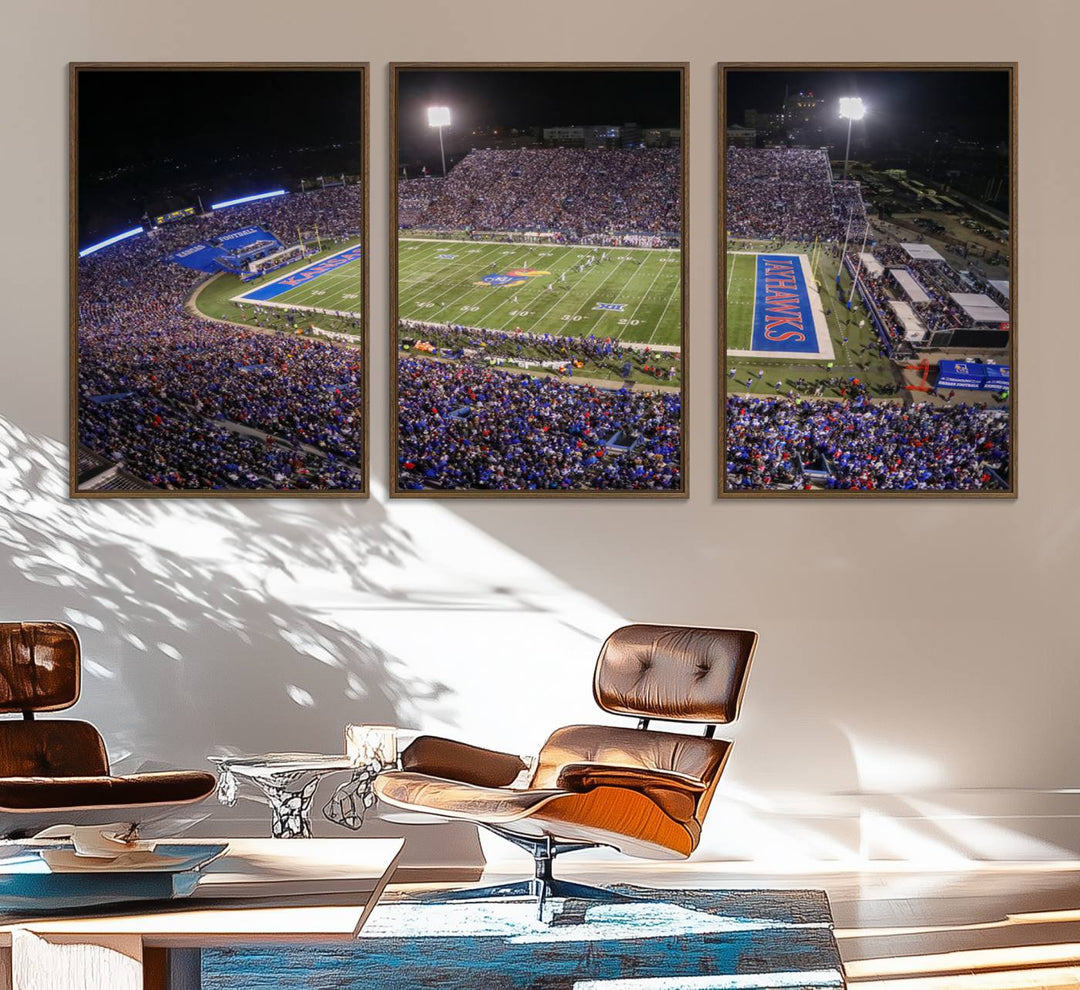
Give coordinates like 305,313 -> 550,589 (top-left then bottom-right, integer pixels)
516,249 -> 669,341
724,253 -> 757,352
289,268 -> 358,312
500,263 -> 588,331
478,249 -> 588,329
639,261 -> 682,345
398,243 -> 509,295
648,272 -> 681,346
316,266 -> 363,310
396,240 -> 682,345
231,241 -> 362,306
236,267 -> 363,316
497,252 -> 593,328
402,252 -> 515,319
400,244 -> 518,314
609,251 -> 665,338
619,252 -> 669,340
398,243 -> 518,285
508,251 -> 635,333
426,244 -> 572,322
512,256 -> 630,332
487,266 -> 573,330
275,270 -> 357,313
397,241 -> 506,284
405,242 -> 576,326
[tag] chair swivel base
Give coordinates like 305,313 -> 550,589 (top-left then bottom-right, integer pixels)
409,876 -> 640,921
408,829 -> 643,921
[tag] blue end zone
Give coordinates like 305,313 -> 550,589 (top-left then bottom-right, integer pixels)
751,254 -> 817,353
240,245 -> 363,302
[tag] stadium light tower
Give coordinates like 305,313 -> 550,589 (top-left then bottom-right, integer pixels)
427,106 -> 451,177
838,96 -> 865,181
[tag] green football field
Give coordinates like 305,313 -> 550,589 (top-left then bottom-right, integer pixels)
231,240 -> 363,316
725,253 -> 756,351
192,240 -> 361,341
724,242 -> 902,398
398,238 -> 682,346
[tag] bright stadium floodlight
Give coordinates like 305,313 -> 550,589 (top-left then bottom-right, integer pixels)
78,226 -> 144,258
838,97 -> 866,122
210,189 -> 287,210
838,97 -> 866,181
427,106 -> 451,177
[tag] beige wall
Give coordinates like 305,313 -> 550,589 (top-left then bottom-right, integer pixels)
1,0 -> 1078,864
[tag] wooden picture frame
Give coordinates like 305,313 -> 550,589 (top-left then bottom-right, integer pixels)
389,62 -> 689,498
70,62 -> 370,498
719,63 -> 1017,497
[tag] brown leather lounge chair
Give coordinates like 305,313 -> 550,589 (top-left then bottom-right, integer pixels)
375,623 -> 757,914
0,622 -> 217,838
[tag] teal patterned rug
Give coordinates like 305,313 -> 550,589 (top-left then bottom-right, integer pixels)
204,886 -> 845,989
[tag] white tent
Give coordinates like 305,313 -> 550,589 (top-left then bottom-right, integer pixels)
887,300 -> 928,343
949,292 -> 1010,325
889,268 -> 931,304
901,242 -> 947,263
859,252 -> 884,278
989,279 -> 1010,299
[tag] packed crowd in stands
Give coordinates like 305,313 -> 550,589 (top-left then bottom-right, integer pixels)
397,358 -> 681,491
400,148 -> 680,236
146,185 -> 363,256
77,187 -> 365,491
398,177 -> 445,227
726,148 -> 839,240
397,320 -> 680,383
726,395 -> 1009,491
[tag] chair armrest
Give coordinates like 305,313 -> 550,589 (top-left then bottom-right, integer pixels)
556,763 -> 707,823
400,735 -> 529,789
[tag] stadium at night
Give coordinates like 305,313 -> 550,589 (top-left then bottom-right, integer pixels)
74,68 -> 365,493
393,67 -> 685,494
723,68 -> 1012,493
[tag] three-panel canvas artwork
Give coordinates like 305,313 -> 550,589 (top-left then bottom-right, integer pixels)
71,62 -> 1015,499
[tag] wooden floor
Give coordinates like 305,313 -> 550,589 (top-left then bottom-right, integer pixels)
436,860 -> 1080,990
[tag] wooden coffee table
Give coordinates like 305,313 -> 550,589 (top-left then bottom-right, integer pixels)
0,836 -> 403,990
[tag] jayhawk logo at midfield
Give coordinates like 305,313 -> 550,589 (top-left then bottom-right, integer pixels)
474,268 -> 551,287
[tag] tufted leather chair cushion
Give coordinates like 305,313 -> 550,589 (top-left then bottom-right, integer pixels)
0,772 -> 218,812
0,622 -> 81,713
0,720 -> 108,777
531,724 -> 729,792
593,624 -> 757,723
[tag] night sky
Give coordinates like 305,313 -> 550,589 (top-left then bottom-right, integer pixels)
77,68 -> 363,243
397,68 -> 682,167
727,69 -> 1010,148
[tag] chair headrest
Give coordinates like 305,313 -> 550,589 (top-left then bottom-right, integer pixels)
593,624 -> 757,724
0,622 -> 81,713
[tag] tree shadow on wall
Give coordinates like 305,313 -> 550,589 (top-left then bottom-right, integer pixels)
0,416 -> 452,769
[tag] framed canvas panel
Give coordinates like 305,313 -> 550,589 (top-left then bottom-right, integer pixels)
70,63 -> 369,497
390,63 -> 688,497
719,64 -> 1016,497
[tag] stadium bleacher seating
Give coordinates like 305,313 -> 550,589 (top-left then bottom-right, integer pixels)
726,147 -> 868,241
400,148 -> 680,236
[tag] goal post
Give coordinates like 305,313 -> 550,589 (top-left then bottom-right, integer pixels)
296,224 -> 322,253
